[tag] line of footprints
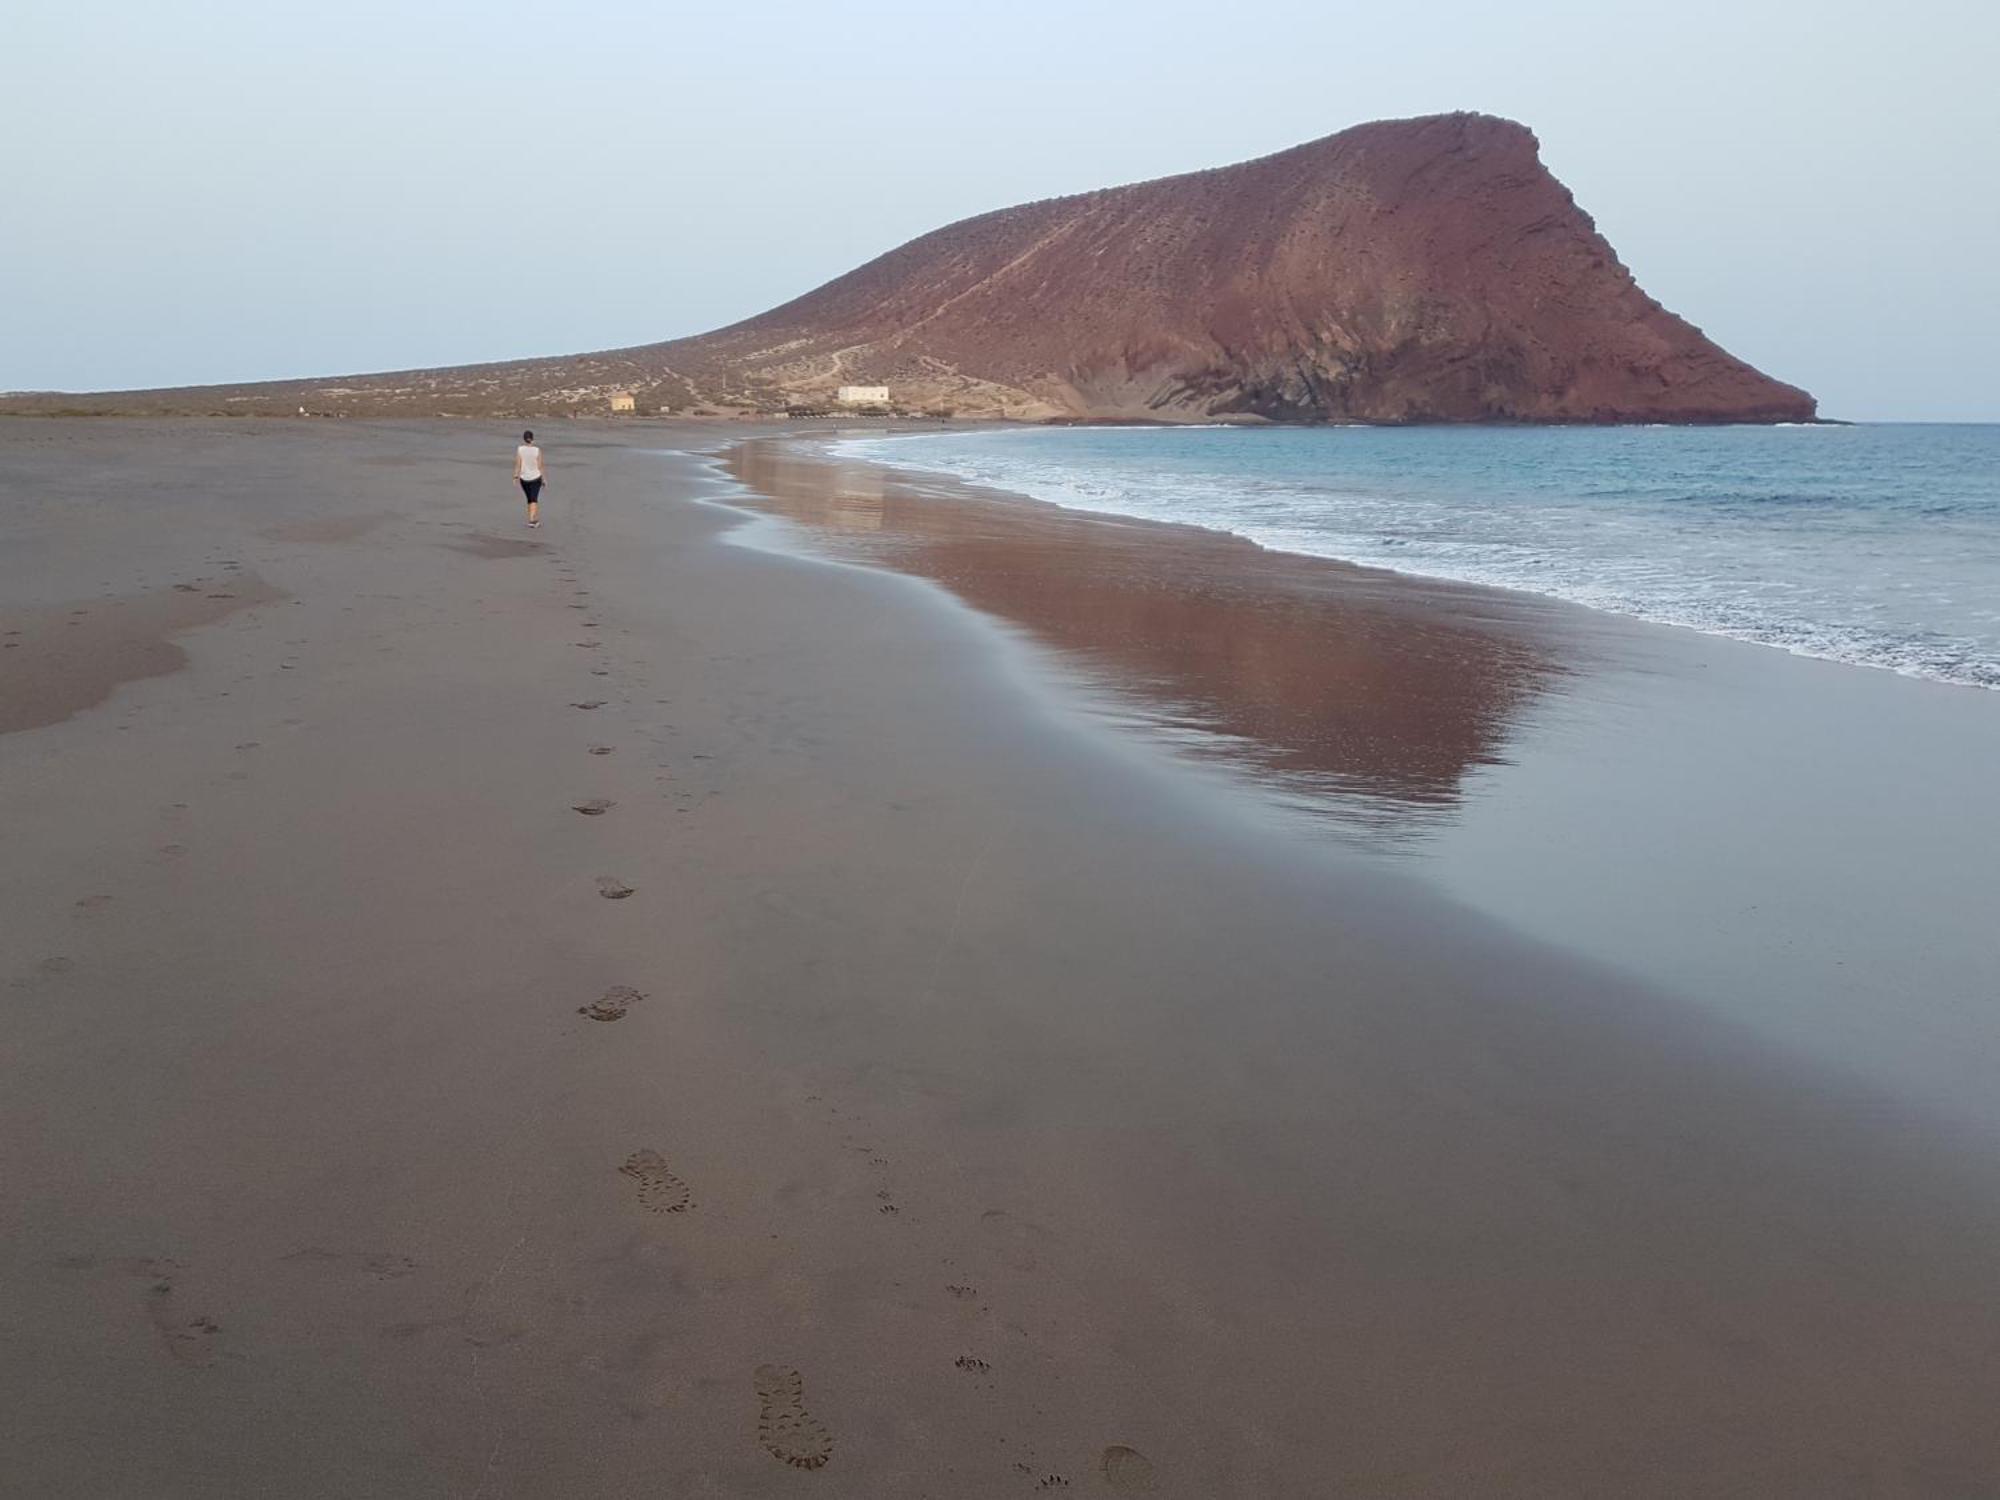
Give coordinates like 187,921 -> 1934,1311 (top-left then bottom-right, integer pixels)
559,578 -> 705,1214
555,560 -> 1151,1488
562,564 -> 841,1476
561,562 -> 832,1471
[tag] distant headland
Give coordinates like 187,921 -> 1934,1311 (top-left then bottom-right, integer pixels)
2,114 -> 1815,424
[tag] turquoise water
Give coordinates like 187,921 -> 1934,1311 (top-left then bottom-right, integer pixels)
835,424 -> 2000,689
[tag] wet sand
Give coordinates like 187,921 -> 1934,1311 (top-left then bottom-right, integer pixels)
727,435 -> 2000,1130
6,417 -> 2000,1497
725,436 -> 1577,833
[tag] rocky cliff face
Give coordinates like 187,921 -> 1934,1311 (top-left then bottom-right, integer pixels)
7,114 -> 1815,423
697,112 -> 1812,423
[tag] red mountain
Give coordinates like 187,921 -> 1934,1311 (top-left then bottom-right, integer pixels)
7,114 -> 1814,423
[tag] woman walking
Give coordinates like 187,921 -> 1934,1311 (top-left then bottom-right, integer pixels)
513,430 -> 546,527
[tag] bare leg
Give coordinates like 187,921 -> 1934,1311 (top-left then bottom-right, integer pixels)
527,499 -> 539,527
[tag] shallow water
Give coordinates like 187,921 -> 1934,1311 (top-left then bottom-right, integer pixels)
726,434 -> 2000,1140
836,423 -> 2000,689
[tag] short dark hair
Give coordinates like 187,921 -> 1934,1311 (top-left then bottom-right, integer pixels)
522,429 -> 534,442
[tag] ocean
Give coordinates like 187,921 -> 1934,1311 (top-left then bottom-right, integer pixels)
833,423 -> 2000,690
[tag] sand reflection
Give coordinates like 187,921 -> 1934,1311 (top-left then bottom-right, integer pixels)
728,438 -> 1566,832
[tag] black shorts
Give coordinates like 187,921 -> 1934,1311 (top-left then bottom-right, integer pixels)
520,477 -> 544,503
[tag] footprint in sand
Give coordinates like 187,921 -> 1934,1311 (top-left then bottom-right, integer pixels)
572,798 -> 614,816
588,746 -> 614,756
596,877 -> 635,900
572,700 -> 606,710
578,985 -> 642,1022
280,1248 -> 418,1280
619,1149 -> 690,1213
1099,1446 -> 1156,1492
753,1364 -> 833,1471
146,1275 -> 225,1368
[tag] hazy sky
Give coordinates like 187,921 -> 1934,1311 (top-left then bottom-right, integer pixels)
8,0 -> 1995,419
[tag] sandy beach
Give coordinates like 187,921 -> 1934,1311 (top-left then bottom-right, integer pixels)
6,417 -> 2000,1498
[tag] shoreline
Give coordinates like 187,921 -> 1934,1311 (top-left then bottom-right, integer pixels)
717,431 -> 2000,1136
811,421 -> 1998,692
6,417 -> 2000,1495
711,434 -> 1587,838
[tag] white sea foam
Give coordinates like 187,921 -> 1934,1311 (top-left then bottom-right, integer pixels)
832,424 -> 2000,690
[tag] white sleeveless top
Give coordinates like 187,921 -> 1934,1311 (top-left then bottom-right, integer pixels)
517,444 -> 543,481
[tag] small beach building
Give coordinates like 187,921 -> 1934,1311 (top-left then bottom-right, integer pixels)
836,385 -> 890,407
608,391 -> 636,414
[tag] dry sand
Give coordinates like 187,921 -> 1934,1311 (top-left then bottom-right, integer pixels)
6,418 -> 2000,1497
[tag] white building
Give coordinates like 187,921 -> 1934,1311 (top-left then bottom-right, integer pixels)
836,385 -> 890,406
